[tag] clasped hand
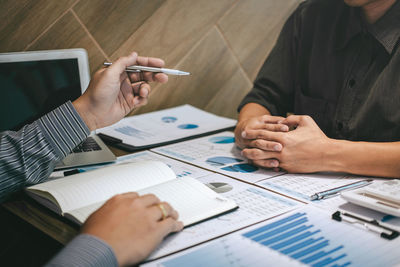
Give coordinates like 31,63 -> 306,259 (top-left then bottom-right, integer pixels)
235,115 -> 331,173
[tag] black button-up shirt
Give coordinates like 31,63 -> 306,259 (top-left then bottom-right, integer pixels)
239,0 -> 400,142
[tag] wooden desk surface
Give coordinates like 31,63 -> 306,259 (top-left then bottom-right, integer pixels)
2,145 -> 130,245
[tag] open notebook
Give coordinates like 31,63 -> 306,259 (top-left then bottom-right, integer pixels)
26,161 -> 238,226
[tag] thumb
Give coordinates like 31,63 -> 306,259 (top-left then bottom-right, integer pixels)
109,52 -> 138,75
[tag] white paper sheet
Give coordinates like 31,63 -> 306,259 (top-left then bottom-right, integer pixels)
146,173 -> 301,260
146,205 -> 400,266
256,172 -> 365,202
97,105 -> 236,147
152,132 -> 283,183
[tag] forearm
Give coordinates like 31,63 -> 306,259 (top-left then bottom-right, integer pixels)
0,102 -> 89,201
324,139 -> 400,178
45,234 -> 118,267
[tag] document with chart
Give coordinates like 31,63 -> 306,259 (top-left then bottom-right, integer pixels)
146,205 -> 400,267
152,132 -> 283,183
147,173 -> 302,260
96,105 -> 236,151
256,173 -> 369,202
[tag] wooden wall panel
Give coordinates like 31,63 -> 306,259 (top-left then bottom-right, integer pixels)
0,0 -> 76,52
73,0 -> 164,56
132,27 -> 251,119
27,12 -> 106,75
218,0 -> 300,81
0,0 -> 298,120
111,0 -> 235,66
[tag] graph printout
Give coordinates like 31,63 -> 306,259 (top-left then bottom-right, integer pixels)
97,105 -> 236,147
152,132 -> 283,183
147,173 -> 301,260
256,173 -> 365,202
146,205 -> 400,267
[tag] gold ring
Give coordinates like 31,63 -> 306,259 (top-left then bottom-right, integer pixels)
158,203 -> 168,220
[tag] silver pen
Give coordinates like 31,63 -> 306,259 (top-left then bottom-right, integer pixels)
310,179 -> 373,200
103,62 -> 190,76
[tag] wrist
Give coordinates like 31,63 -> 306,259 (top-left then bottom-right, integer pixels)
322,138 -> 347,172
72,98 -> 98,131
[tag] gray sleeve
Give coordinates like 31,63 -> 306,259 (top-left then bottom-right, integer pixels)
0,101 -> 90,201
45,234 -> 118,267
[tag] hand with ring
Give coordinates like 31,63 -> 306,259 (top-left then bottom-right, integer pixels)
81,192 -> 183,266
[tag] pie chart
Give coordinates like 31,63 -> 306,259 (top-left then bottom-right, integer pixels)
206,156 -> 243,166
162,116 -> 177,123
206,182 -> 233,193
221,163 -> 258,173
178,124 -> 198,129
209,136 -> 235,144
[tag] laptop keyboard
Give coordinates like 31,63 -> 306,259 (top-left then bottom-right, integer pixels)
72,137 -> 102,153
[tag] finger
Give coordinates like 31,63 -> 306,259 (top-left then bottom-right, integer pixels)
153,73 -> 168,83
280,115 -> 313,127
131,81 -> 149,97
242,148 -> 279,161
136,56 -> 166,82
137,56 -> 165,68
258,115 -> 287,124
117,192 -> 139,199
253,159 -> 280,168
248,139 -> 283,152
109,52 -> 138,76
244,123 -> 288,134
138,194 -> 160,207
128,69 -> 167,84
148,202 -> 177,221
138,82 -> 151,98
158,218 -> 184,235
242,129 -> 283,142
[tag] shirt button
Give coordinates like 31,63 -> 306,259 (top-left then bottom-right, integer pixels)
349,79 -> 356,88
337,122 -> 343,131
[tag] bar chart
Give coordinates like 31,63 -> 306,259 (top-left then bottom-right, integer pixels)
242,212 -> 349,266
148,206 -> 400,267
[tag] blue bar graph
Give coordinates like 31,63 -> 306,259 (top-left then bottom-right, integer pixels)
243,212 -> 305,238
261,225 -> 312,246
271,230 -> 320,250
302,245 -> 343,264
241,212 -> 350,266
251,217 -> 308,242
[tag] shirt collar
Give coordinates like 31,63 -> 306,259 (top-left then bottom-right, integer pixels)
334,5 -> 364,51
334,1 -> 400,54
368,0 -> 400,54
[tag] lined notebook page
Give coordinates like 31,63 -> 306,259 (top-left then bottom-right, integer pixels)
67,201 -> 105,224
28,161 -> 176,213
138,177 -> 238,226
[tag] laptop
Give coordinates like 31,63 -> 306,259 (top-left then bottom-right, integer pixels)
0,49 -> 116,170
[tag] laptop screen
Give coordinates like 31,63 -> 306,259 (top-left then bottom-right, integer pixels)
0,59 -> 82,131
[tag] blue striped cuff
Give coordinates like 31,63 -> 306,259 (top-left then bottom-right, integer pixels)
37,101 -> 90,157
46,234 -> 118,267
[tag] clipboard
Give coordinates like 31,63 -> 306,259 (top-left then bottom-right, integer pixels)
332,202 -> 400,240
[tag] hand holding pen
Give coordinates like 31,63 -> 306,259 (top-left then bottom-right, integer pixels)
74,52 -> 173,130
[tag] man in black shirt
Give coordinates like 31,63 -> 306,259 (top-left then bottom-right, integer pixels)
235,0 -> 400,177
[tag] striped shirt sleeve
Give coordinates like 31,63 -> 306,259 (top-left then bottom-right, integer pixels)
0,101 -> 90,201
45,234 -> 118,267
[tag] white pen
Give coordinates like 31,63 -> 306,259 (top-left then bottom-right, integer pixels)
103,62 -> 190,76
